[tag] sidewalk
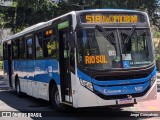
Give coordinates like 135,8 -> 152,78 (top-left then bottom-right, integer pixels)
0,71 -> 9,89
0,71 -> 3,76
157,72 -> 160,78
157,72 -> 160,85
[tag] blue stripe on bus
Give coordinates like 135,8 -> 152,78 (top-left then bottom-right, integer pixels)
12,59 -> 60,85
77,69 -> 92,82
93,80 -> 150,95
77,66 -> 156,86
3,60 -> 8,74
92,67 -> 156,86
77,67 -> 156,96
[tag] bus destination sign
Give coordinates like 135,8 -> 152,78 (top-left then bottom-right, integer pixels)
80,13 -> 145,24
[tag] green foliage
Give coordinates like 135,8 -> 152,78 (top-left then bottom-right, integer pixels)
0,61 -> 3,70
0,13 -> 6,39
154,32 -> 160,38
0,45 -> 3,62
59,0 -> 160,30
156,53 -> 160,61
1,0 -> 160,32
8,0 -> 58,33
153,30 -> 160,62
0,13 -> 5,28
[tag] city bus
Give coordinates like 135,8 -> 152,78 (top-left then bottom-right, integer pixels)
2,9 -> 157,111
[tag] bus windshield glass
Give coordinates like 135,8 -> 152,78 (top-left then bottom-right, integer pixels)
77,28 -> 120,70
120,29 -> 153,68
77,28 -> 153,70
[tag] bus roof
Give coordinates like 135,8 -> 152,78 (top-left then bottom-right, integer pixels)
2,11 -> 76,43
77,9 -> 142,12
76,9 -> 146,14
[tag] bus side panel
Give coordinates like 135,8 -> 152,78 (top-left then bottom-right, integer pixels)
26,60 -> 35,96
34,60 -> 47,99
14,60 -> 40,98
20,61 -> 27,93
34,60 -> 60,84
13,60 -> 27,91
34,59 -> 60,100
14,60 -> 37,97
13,59 -> 60,101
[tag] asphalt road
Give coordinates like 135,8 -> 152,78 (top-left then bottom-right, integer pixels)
0,89 -> 143,120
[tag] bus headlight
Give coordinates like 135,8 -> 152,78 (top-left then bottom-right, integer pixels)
80,79 -> 93,91
150,75 -> 156,86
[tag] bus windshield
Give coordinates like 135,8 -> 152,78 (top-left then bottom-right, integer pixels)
120,29 -> 153,68
77,28 -> 120,70
77,28 -> 153,70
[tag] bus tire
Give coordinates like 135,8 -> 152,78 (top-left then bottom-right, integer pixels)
15,77 -> 23,97
51,85 -> 68,112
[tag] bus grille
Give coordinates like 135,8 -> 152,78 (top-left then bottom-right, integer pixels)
94,73 -> 149,81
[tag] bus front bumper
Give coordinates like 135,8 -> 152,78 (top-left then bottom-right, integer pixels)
73,80 -> 157,108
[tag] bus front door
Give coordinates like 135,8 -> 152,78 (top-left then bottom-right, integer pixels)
59,29 -> 72,104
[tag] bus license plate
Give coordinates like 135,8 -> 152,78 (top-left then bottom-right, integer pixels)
117,98 -> 134,105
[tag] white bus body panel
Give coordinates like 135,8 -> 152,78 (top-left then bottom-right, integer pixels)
13,73 -> 157,108
27,80 -> 32,96
136,80 -> 157,102
19,78 -> 26,93
72,77 -> 157,108
32,81 -> 38,98
18,78 -> 50,101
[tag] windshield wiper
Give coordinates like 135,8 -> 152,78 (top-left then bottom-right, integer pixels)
95,25 -> 115,45
124,24 -> 136,43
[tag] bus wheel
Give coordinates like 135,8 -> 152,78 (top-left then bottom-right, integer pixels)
51,86 -> 68,112
15,77 -> 22,97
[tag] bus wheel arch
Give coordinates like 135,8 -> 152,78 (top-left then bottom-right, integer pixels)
15,75 -> 22,97
49,79 -> 68,111
49,79 -> 57,102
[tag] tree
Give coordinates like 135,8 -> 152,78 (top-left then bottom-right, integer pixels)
0,13 -> 6,60
0,13 -> 6,40
4,0 -> 160,32
9,0 -> 58,33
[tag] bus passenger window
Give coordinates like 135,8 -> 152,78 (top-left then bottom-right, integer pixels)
35,33 -> 43,59
43,29 -> 57,58
43,36 -> 57,58
19,39 -> 26,59
26,37 -> 33,59
12,40 -> 19,59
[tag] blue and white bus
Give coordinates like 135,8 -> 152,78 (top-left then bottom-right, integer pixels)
2,9 -> 157,111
